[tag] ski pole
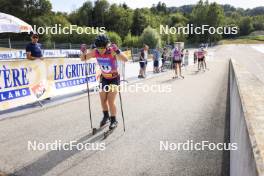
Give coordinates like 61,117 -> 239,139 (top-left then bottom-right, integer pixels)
85,59 -> 96,135
118,89 -> 126,132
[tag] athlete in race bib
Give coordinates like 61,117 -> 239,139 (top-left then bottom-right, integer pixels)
172,47 -> 184,79
196,47 -> 206,71
80,34 -> 128,130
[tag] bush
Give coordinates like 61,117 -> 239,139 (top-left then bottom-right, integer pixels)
123,32 -> 140,48
140,26 -> 161,48
107,31 -> 122,46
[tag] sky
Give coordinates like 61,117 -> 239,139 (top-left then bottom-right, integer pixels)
50,0 -> 264,13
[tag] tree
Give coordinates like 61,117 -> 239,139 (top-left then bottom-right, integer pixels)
105,4 -> 133,38
190,0 -> 209,26
0,0 -> 52,23
247,7 -> 264,16
31,14 -> 71,45
140,26 -> 161,48
239,17 -> 254,36
131,9 -> 148,36
207,3 -> 225,42
166,13 -> 188,27
151,1 -> 167,14
189,0 -> 225,43
0,0 -> 24,19
24,0 -> 52,23
253,16 -> 264,31
93,0 -> 109,27
69,1 -> 94,26
189,0 -> 209,43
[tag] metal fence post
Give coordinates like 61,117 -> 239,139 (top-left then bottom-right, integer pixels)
8,38 -> 12,49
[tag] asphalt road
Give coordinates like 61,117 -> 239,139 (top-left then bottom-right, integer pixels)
215,44 -> 264,83
0,48 -> 231,176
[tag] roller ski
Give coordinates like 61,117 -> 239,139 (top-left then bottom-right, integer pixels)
172,76 -> 178,79
179,75 -> 184,79
172,75 -> 184,79
92,112 -> 111,135
103,117 -> 118,139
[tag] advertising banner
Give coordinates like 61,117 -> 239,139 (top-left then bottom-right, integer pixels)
0,49 -> 131,60
0,58 -> 100,111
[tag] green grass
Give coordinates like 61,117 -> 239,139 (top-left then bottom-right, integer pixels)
219,35 -> 264,45
239,35 -> 264,41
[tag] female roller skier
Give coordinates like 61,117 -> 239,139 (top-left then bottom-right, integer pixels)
80,34 -> 128,130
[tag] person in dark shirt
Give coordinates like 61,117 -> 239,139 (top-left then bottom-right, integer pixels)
26,33 -> 43,60
138,44 -> 149,78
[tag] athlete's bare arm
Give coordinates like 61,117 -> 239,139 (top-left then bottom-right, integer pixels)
81,49 -> 96,61
116,52 -> 128,62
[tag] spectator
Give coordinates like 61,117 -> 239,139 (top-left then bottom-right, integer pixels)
194,50 -> 197,64
184,50 -> 189,67
26,33 -> 43,60
153,47 -> 161,73
172,45 -> 184,79
181,49 -> 184,62
138,44 -> 149,78
161,47 -> 168,72
26,33 -> 50,101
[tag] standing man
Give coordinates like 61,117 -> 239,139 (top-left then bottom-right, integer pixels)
26,33 -> 43,60
153,47 -> 161,73
161,47 -> 168,72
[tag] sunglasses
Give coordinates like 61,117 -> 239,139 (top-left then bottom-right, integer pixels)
97,47 -> 106,54
32,36 -> 39,39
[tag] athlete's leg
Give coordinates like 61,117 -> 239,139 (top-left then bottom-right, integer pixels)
174,63 -> 178,77
139,62 -> 143,77
107,91 -> 118,117
107,88 -> 118,129
201,59 -> 205,70
179,62 -> 182,77
203,59 -> 207,69
99,91 -> 110,127
177,63 -> 180,77
99,91 -> 108,111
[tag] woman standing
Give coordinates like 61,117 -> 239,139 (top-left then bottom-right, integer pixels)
172,46 -> 184,79
80,34 -> 128,130
138,44 -> 149,78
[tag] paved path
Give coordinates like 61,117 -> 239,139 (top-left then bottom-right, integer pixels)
215,44 -> 264,83
0,49 -> 230,176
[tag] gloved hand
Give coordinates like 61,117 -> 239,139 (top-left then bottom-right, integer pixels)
80,44 -> 87,53
111,43 -> 121,54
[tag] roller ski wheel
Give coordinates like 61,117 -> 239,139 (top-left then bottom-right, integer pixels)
103,121 -> 118,139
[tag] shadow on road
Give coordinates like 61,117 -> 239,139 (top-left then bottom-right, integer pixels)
11,127 -> 122,176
